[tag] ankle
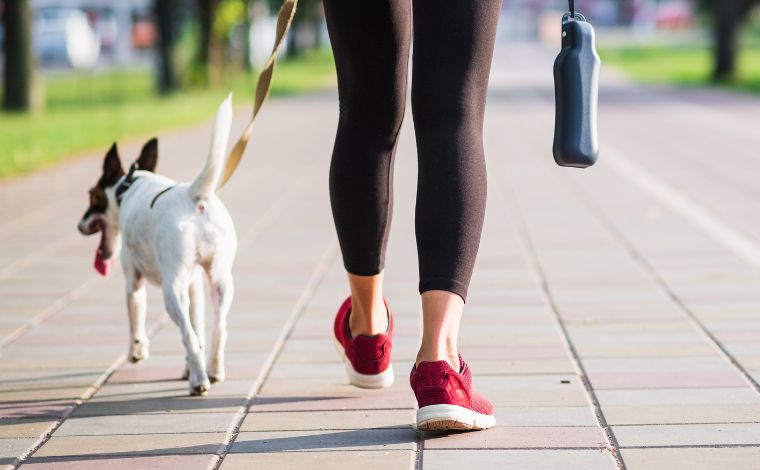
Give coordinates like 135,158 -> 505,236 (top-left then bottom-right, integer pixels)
349,300 -> 388,337
415,350 -> 460,371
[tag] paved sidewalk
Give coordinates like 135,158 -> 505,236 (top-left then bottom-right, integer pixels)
2,42 -> 760,469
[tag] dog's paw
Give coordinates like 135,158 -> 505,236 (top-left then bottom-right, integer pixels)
207,363 -> 225,384
189,379 -> 211,397
128,339 -> 150,363
208,372 -> 225,384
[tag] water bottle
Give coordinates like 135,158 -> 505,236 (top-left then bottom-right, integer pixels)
553,8 -> 600,168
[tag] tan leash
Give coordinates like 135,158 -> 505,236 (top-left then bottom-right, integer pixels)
217,0 -> 298,191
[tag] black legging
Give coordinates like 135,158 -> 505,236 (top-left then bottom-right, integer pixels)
324,0 -> 502,301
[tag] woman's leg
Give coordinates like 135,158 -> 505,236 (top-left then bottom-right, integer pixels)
323,0 -> 411,337
411,0 -> 502,368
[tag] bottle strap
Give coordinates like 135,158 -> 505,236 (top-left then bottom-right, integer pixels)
569,0 -> 575,18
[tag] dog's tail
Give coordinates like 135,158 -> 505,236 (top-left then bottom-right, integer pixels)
190,94 -> 233,200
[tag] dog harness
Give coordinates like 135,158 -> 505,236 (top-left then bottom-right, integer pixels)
150,186 -> 176,209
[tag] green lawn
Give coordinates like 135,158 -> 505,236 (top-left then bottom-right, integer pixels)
0,49 -> 336,178
599,33 -> 760,94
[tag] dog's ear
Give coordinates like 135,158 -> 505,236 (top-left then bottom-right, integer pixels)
101,143 -> 125,187
136,138 -> 159,173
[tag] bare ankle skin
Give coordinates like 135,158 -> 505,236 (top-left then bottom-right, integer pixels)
347,272 -> 388,336
416,290 -> 463,371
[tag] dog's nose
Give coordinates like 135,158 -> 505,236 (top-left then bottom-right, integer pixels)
78,220 -> 91,235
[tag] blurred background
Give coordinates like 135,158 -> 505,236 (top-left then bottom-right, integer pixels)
0,0 -> 758,179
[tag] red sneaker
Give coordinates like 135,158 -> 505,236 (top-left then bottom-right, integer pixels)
410,355 -> 495,431
333,296 -> 394,389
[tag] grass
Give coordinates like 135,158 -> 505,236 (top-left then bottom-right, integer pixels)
0,49 -> 336,178
599,25 -> 760,94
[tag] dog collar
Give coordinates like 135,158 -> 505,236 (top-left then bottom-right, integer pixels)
115,163 -> 140,206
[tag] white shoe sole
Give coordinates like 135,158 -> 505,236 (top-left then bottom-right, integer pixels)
334,338 -> 394,389
416,404 -> 496,431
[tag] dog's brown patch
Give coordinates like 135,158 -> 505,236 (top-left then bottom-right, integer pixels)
89,186 -> 108,213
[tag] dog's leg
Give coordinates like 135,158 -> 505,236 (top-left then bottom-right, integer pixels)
208,274 -> 234,384
182,270 -> 206,381
163,277 -> 210,396
126,269 -> 150,363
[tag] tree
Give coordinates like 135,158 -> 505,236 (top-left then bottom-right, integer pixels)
196,0 -> 221,85
2,0 -> 36,111
266,0 -> 321,58
155,0 -> 181,93
704,0 -> 759,82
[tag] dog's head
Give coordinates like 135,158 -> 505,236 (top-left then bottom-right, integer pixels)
77,139 -> 158,276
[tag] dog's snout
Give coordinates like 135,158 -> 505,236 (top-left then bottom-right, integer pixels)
78,218 -> 98,236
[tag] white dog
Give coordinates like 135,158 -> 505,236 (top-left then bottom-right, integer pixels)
78,96 -> 237,396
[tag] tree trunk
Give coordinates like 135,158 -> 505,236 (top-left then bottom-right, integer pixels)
242,0 -> 252,72
155,0 -> 180,94
196,0 -> 223,85
713,0 -> 742,81
3,0 -> 35,111
286,21 -> 299,58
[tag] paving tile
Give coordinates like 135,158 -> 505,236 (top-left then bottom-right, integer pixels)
422,426 -> 608,449
467,358 -> 575,374
724,344 -> 760,356
266,362 -> 346,379
581,357 -> 733,372
458,343 -> 570,359
595,388 -> 760,406
573,341 -> 717,358
80,378 -> 252,404
0,438 -> 37,467
72,396 -> 245,416
89,380 -> 203,398
54,412 -> 237,436
474,375 -> 590,407
220,450 -> 412,470
21,454 -> 216,470
614,423 -> 760,447
250,390 -> 416,412
422,449 -> 615,470
587,371 -> 747,389
495,407 -> 598,427
0,370 -> 103,389
32,433 -> 227,457
0,420 -> 56,439
0,349 -> 119,371
0,401 -> 75,420
259,376 -> 415,396
240,410 -> 415,431
736,357 -> 760,371
621,447 -> 760,470
603,404 -> 760,425
566,321 -> 696,335
229,429 -> 417,453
